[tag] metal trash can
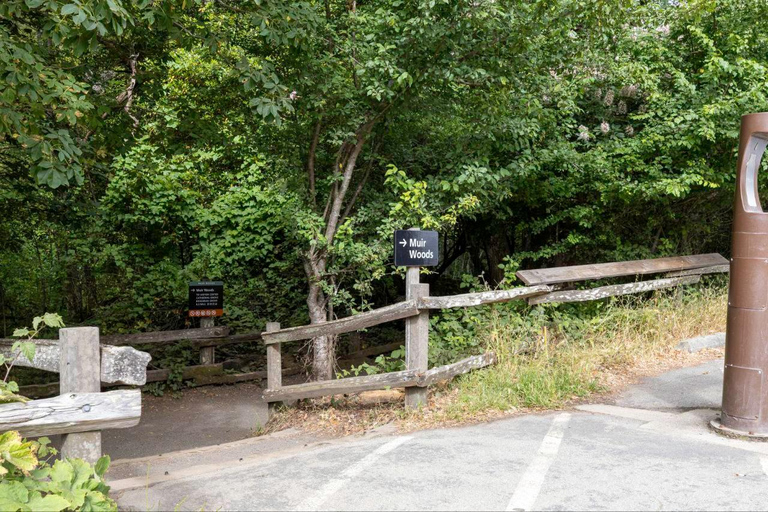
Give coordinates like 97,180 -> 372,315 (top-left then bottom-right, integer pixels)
713,112 -> 768,438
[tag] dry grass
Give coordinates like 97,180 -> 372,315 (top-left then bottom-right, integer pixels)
264,282 -> 728,438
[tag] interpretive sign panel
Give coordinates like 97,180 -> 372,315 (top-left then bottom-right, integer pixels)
189,281 -> 224,317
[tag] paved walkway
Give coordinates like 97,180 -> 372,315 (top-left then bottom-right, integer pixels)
111,358 -> 768,511
103,383 -> 269,459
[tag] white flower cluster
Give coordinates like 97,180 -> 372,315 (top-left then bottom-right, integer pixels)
603,89 -> 614,106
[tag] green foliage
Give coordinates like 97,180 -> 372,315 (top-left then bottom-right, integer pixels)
142,341 -> 197,397
1,313 -> 65,404
0,431 -> 116,512
2,0 -> 767,377
337,347 -> 405,377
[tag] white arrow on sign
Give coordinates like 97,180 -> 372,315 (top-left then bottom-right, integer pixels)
399,239 -> 407,247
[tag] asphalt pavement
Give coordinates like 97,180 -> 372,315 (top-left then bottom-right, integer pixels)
111,357 -> 768,511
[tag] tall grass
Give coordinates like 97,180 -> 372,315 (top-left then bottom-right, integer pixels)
445,281 -> 727,417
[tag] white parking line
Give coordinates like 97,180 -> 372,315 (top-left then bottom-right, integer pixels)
297,435 -> 413,511
506,413 -> 571,512
761,456 -> 768,477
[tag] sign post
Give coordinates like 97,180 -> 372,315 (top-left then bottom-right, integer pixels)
395,228 -> 438,409
189,281 -> 224,365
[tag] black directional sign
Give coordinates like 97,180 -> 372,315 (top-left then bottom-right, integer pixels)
394,230 -> 439,267
189,281 -> 224,317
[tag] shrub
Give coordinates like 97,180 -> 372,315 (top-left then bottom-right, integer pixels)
0,431 -> 116,512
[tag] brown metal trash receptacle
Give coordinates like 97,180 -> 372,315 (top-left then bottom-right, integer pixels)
717,112 -> 768,437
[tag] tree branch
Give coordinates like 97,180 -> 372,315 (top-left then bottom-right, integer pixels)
307,118 -> 322,207
323,119 -> 375,244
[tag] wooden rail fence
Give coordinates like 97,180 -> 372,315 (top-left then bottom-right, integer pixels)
4,253 -> 728,416
260,253 -> 729,412
0,327 -> 150,463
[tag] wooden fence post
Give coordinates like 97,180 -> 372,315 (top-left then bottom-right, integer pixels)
405,275 -> 429,410
59,327 -> 102,463
266,322 -> 281,415
200,317 -> 215,365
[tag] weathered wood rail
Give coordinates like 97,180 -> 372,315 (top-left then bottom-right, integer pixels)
0,339 -> 150,385
0,390 -> 141,438
0,327 -> 151,463
515,253 -> 728,286
262,353 -> 497,402
261,253 -> 728,412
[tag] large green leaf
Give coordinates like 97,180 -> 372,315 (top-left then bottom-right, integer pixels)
25,493 -> 70,512
0,432 -> 38,472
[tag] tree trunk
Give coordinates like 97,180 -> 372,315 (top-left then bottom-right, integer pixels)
302,119 -> 376,381
305,262 -> 334,380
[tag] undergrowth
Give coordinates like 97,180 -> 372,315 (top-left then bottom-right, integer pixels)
445,280 -> 727,418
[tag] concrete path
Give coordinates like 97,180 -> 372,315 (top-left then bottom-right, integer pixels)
104,383 -> 269,459
112,357 -> 768,511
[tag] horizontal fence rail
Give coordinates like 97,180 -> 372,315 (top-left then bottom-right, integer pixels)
0,339 -> 150,386
262,300 -> 421,345
528,275 -> 701,305
419,285 -> 552,309
0,389 -> 141,438
263,353 -> 496,402
516,252 -> 727,286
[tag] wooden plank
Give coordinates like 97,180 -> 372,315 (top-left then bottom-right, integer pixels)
59,327 -> 102,462
405,282 -> 429,409
18,382 -> 60,399
177,333 -> 263,349
266,322 -> 282,392
145,363 -> 224,383
419,285 -> 552,309
0,340 -> 151,386
416,352 -> 497,387
261,300 -> 420,345
262,369 -> 422,402
100,326 -> 229,346
0,390 -> 141,438
263,353 -> 498,402
516,253 -> 727,286
199,317 -> 216,365
665,264 -> 730,278
528,276 -> 700,305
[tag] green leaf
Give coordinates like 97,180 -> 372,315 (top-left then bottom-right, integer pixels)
0,431 -> 38,472
93,456 -> 110,478
60,4 -> 78,15
49,459 -> 75,485
26,493 -> 70,512
41,313 -> 65,329
11,328 -> 29,338
19,342 -> 36,363
0,481 -> 28,503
